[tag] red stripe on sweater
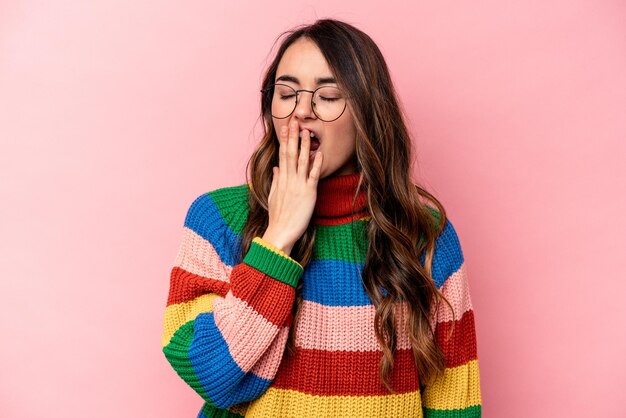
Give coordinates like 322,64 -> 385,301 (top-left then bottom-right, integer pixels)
166,266 -> 230,306
167,264 -> 295,327
229,263 -> 296,326
435,309 -> 478,368
271,346 -> 420,396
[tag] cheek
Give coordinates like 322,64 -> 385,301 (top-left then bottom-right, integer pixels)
326,137 -> 356,160
324,121 -> 355,153
337,113 -> 357,139
274,124 -> 283,137
337,122 -> 356,149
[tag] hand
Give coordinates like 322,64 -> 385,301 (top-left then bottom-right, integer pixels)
263,120 -> 323,255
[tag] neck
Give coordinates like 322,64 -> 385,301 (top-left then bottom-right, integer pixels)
313,172 -> 368,226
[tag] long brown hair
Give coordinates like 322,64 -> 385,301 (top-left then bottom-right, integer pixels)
236,18 -> 455,392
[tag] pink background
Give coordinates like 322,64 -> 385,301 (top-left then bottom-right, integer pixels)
1,1 -> 625,417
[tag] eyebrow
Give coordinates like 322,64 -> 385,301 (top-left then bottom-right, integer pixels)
275,74 -> 337,85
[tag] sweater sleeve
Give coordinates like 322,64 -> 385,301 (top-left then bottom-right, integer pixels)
421,218 -> 483,417
161,192 -> 303,411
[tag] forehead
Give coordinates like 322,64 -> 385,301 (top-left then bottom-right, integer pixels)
275,38 -> 334,84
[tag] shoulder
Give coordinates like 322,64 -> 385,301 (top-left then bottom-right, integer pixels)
184,182 -> 251,230
425,207 -> 466,289
182,182 -> 251,265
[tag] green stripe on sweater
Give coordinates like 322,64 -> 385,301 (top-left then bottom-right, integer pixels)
423,404 -> 482,418
243,239 -> 304,288
163,320 -> 216,406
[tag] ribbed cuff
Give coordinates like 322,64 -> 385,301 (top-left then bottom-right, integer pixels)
243,237 -> 304,288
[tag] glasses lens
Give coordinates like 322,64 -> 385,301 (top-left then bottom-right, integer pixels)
269,84 -> 346,121
313,86 -> 346,122
270,84 -> 297,119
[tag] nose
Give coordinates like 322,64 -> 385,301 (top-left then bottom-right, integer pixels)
293,90 -> 317,120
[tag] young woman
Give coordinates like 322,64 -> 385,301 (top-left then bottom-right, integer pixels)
162,18 -> 482,418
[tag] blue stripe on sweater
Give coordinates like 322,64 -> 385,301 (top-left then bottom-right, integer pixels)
424,218 -> 465,289
301,259 -> 371,306
188,312 -> 272,408
183,193 -> 242,268
302,219 -> 465,306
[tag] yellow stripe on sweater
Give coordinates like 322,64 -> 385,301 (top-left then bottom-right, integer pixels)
161,293 -> 219,348
421,359 -> 482,410
245,387 -> 423,418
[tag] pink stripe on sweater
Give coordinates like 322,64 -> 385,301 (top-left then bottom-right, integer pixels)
294,264 -> 474,352
250,325 -> 290,380
174,227 -> 232,284
212,292 -> 282,373
294,300 -> 413,351
436,262 -> 474,323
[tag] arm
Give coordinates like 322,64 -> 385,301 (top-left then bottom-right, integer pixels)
161,192 -> 303,410
421,219 -> 483,417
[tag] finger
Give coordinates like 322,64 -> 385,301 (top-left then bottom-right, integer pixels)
297,128 -> 311,179
307,151 -> 323,185
278,125 -> 288,190
287,119 -> 299,177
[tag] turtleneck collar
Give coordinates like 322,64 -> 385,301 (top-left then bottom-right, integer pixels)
313,172 -> 369,225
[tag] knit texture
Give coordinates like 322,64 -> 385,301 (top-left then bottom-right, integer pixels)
161,172 -> 482,417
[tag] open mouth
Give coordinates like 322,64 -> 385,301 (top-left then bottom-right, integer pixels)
298,130 -> 321,155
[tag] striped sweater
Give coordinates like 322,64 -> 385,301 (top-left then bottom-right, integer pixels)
161,172 -> 482,417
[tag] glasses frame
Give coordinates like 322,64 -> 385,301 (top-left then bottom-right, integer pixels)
260,82 -> 348,122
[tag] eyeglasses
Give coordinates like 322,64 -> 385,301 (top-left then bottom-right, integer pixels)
260,83 -> 348,122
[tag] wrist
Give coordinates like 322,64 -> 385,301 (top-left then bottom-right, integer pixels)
261,231 -> 294,256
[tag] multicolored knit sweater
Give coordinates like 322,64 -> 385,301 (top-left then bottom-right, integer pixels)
161,172 -> 482,417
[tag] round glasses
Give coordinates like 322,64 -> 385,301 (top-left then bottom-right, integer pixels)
260,83 -> 348,122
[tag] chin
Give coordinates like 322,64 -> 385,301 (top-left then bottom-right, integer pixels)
317,169 -> 330,180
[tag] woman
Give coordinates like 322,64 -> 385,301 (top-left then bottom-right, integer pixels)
162,18 -> 482,418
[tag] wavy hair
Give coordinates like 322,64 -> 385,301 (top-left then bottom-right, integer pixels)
236,18 -> 456,392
